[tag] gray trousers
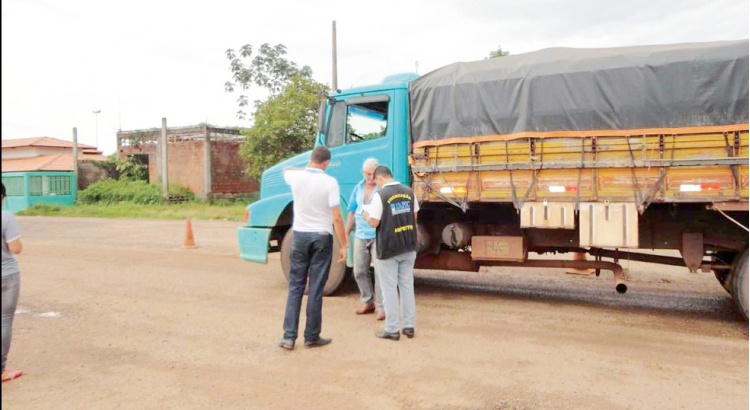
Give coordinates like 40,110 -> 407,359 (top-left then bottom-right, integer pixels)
353,238 -> 382,309
2,272 -> 20,372
375,250 -> 417,333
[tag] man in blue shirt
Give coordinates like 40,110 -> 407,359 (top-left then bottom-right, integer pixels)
345,158 -> 384,320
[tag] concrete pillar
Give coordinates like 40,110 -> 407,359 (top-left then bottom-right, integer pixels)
203,124 -> 211,199
161,118 -> 169,200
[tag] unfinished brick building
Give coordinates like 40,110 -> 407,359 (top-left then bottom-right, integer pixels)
116,124 -> 258,199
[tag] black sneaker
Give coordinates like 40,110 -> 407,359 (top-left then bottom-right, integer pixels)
402,328 -> 415,338
277,338 -> 295,350
304,337 -> 332,348
376,331 -> 400,341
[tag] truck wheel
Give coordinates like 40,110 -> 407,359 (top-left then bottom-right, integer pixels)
730,248 -> 748,320
714,270 -> 732,293
280,229 -> 348,296
713,251 -> 736,293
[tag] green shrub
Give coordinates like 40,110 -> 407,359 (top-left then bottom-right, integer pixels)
78,179 -> 163,205
168,184 -> 196,202
19,203 -> 63,215
78,179 -> 196,205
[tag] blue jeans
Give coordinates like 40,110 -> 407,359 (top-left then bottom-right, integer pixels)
282,231 -> 332,342
2,273 -> 20,372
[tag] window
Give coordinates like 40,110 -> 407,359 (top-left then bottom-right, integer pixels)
326,103 -> 346,147
48,176 -> 72,195
346,99 -> 388,144
29,176 -> 43,196
27,175 -> 72,196
1,177 -> 24,196
325,96 -> 389,147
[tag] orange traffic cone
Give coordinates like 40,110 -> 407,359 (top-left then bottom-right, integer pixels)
566,251 -> 594,275
183,218 -> 197,249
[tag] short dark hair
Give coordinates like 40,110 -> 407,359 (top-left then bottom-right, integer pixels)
310,146 -> 331,164
1,182 -> 5,200
373,165 -> 393,179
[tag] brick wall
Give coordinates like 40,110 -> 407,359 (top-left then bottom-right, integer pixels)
78,161 -> 115,190
118,138 -> 257,198
211,141 -> 258,194
168,141 -> 206,197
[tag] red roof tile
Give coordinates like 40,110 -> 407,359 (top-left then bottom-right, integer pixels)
1,153 -> 107,172
1,136 -> 97,150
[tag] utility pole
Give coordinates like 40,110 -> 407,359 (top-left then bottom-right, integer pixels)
332,20 -> 338,91
72,127 -> 79,190
161,118 -> 169,200
92,110 -> 101,148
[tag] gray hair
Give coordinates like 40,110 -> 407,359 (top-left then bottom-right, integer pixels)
362,158 -> 379,171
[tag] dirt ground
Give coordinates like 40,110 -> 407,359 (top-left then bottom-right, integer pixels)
1,216 -> 747,410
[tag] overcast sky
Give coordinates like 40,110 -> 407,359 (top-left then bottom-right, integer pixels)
2,0 -> 748,155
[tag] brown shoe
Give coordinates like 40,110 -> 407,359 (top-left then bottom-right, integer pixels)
375,309 -> 385,321
356,303 -> 376,315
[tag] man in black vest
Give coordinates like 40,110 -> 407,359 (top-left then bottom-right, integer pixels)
362,166 -> 419,341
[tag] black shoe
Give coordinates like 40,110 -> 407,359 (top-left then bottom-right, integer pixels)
376,331 -> 400,341
402,328 -> 415,338
304,337 -> 332,348
277,338 -> 295,350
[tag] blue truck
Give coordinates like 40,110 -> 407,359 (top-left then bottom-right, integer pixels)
238,41 -> 749,319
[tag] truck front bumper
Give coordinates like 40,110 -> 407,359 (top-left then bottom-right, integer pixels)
237,226 -> 272,264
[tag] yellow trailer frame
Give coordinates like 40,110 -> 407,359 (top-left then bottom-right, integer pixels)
411,127 -> 749,213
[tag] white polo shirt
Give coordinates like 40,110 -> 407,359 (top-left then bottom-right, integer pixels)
366,181 -> 420,220
284,167 -> 341,235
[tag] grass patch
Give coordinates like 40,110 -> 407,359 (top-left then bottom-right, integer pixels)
18,198 -> 255,222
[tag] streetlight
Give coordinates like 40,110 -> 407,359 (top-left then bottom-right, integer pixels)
92,110 -> 101,148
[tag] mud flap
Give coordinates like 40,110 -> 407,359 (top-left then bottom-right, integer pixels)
237,227 -> 272,264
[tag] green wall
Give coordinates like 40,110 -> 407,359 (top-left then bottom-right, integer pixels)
2,171 -> 77,213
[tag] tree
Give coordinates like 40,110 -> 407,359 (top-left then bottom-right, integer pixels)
225,43 -> 313,120
224,43 -> 329,179
239,76 -> 329,179
487,46 -> 510,59
115,155 -> 148,181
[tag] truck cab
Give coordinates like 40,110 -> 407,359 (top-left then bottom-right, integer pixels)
237,73 -> 419,294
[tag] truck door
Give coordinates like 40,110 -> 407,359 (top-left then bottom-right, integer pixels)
323,94 -> 393,201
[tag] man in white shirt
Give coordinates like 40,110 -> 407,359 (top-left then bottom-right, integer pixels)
362,166 -> 420,341
278,146 -> 347,350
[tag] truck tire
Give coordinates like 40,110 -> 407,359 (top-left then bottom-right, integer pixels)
714,269 -> 732,293
730,248 -> 748,320
713,251 -> 736,293
280,229 -> 348,296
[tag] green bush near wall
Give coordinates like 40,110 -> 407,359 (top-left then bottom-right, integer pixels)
77,179 -> 195,205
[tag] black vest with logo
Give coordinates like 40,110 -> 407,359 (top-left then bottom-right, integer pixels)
376,183 -> 417,259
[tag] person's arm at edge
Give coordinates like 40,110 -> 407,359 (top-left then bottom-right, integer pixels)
363,214 -> 380,228
7,236 -> 22,254
331,206 -> 348,262
345,211 -> 355,233
362,192 -> 381,228
345,187 -> 357,242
